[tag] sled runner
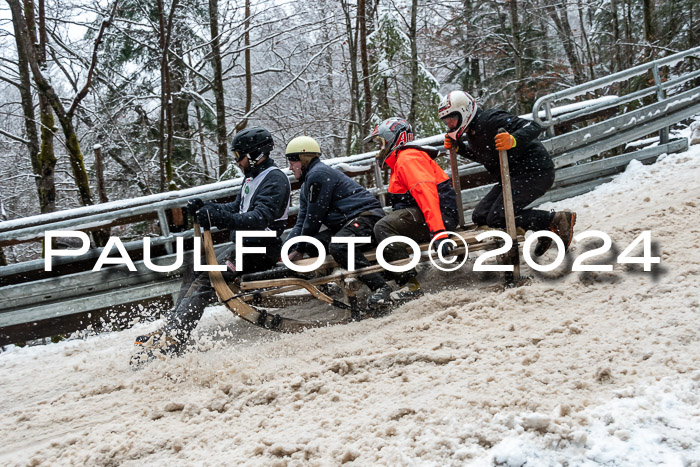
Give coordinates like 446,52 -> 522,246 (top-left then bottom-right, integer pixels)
199,224 -> 523,333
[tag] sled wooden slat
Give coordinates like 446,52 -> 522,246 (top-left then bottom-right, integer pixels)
199,225 -> 350,332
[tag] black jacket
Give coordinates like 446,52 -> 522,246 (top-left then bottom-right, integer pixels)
456,108 -> 554,179
202,157 -> 291,246
287,157 -> 384,252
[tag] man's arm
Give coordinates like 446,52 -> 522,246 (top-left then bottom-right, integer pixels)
490,111 -> 543,147
198,172 -> 289,231
398,163 -> 447,237
284,171 -> 335,253
298,172 -> 334,238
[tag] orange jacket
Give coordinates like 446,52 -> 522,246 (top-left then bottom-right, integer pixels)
385,147 -> 450,238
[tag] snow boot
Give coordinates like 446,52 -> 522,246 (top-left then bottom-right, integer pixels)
534,211 -> 577,257
130,330 -> 184,368
367,284 -> 393,310
390,277 -> 424,304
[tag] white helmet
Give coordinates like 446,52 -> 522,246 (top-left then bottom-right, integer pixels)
438,91 -> 477,140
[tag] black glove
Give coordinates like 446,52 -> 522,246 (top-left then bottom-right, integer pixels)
186,198 -> 204,217
196,203 -> 224,230
196,207 -> 212,230
435,237 -> 455,259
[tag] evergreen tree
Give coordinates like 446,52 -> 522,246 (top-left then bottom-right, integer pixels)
367,10 -> 442,140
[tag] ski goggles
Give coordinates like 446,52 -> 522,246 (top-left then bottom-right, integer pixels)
233,150 -> 247,163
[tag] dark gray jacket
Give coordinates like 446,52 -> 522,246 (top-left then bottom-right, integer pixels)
287,157 -> 383,252
202,157 -> 290,248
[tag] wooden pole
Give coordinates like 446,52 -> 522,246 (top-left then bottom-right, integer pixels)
497,128 -> 521,284
449,146 -> 465,228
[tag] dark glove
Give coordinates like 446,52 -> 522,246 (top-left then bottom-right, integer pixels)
433,235 -> 455,259
186,198 -> 204,217
196,203 -> 225,230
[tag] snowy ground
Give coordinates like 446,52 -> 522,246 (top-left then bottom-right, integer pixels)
1,131 -> 699,466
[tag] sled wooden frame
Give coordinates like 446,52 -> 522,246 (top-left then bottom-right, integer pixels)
199,223 -> 522,333
198,225 -> 339,332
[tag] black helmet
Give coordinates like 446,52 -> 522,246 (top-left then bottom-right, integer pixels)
231,127 -> 274,163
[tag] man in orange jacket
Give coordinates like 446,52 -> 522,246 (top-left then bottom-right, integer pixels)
364,117 -> 459,307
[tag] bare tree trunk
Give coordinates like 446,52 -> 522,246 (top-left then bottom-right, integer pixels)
321,16 -> 339,155
194,102 -> 210,179
624,0 -> 633,69
690,1 -> 696,52
577,0 -> 595,80
642,0 -> 656,60
13,0 -> 55,214
611,0 -> 621,73
93,145 -> 109,203
408,0 -> 419,123
537,1 -> 551,65
507,0 -> 527,114
235,0 -> 252,133
545,0 -> 586,85
341,0 -> 362,152
170,60 -> 193,182
7,0 -> 114,206
38,0 -> 46,61
157,0 -> 179,191
0,202 -> 6,264
208,0 -> 228,177
358,0 -> 372,137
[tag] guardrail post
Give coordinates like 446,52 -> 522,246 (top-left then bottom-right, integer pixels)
652,63 -> 669,144
373,161 -> 387,207
156,208 -> 174,254
544,101 -> 555,137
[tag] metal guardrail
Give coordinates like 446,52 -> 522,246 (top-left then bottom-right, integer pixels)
533,46 -> 700,138
1,46 -> 699,342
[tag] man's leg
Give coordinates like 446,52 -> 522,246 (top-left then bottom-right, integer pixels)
483,171 -> 555,231
472,184 -> 503,227
328,213 -> 387,292
141,244 -> 234,345
131,243 -> 238,365
159,243 -> 238,342
479,170 -> 576,255
373,207 -> 431,286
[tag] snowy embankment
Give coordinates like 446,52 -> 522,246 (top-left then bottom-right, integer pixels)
1,131 -> 699,466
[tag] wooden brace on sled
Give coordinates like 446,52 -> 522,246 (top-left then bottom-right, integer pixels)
196,224 -> 522,333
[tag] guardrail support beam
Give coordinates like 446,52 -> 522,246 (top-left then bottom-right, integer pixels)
156,208 -> 174,255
